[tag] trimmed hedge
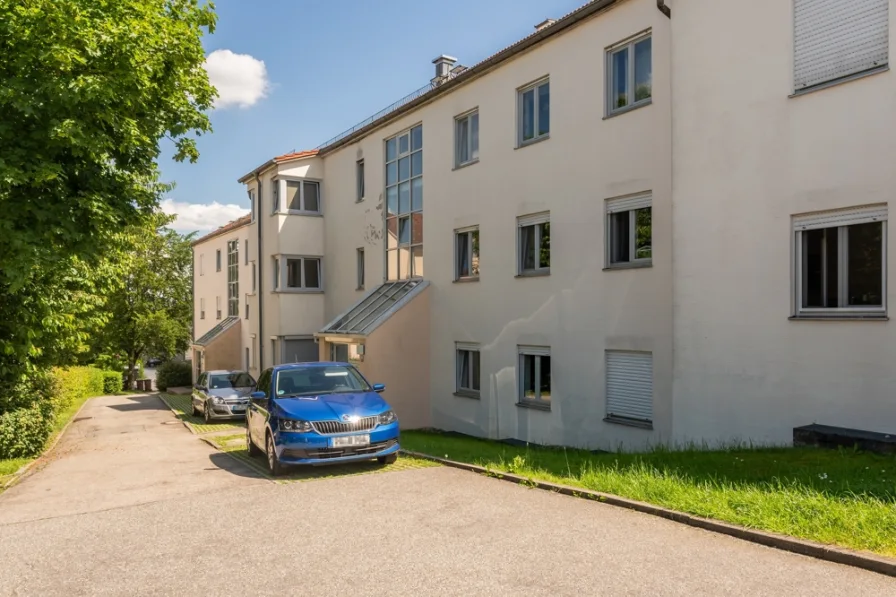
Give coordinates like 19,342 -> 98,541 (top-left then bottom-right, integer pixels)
155,360 -> 192,392
0,366 -> 119,460
102,371 -> 123,395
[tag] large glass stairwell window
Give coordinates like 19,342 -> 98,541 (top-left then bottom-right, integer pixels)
385,124 -> 423,280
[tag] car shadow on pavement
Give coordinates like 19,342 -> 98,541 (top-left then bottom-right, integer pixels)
106,394 -> 167,412
208,452 -> 268,480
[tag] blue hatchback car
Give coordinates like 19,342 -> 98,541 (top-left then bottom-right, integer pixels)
246,362 -> 400,476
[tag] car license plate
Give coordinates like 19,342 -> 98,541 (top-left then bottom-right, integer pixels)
231,406 -> 245,413
331,434 -> 370,448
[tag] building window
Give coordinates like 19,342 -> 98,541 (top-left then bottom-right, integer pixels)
607,32 -> 652,115
245,347 -> 250,371
271,179 -> 280,213
245,294 -> 249,320
455,110 -> 479,167
285,180 -> 321,214
244,239 -> 249,265
793,205 -> 887,317
252,262 -> 256,293
518,346 -> 551,408
455,227 -> 480,280
794,0 -> 888,91
227,239 -> 239,316
215,249 -> 222,272
455,343 -> 480,397
215,296 -> 222,320
357,248 -> 365,289
518,212 -> 550,275
252,338 -> 257,368
199,254 -> 204,276
606,351 -> 653,425
518,78 -> 549,145
274,255 -> 323,291
385,124 -> 424,281
271,339 -> 278,367
248,189 -> 256,223
357,160 -> 365,201
606,193 -> 652,266
200,297 -> 205,320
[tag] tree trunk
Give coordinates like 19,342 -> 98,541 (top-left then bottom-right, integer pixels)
127,357 -> 137,391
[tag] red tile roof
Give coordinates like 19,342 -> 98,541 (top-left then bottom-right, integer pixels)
191,214 -> 251,246
237,149 -> 320,183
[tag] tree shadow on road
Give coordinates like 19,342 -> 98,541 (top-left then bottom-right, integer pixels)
105,394 -> 167,412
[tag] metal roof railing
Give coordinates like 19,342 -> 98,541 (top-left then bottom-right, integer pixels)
315,69 -> 467,151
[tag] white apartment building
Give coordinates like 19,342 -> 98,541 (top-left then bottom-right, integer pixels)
191,215 -> 253,381
195,0 -> 895,449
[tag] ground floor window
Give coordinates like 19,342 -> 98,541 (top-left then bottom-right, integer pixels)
794,205 -> 887,316
455,343 -> 480,397
518,346 -> 551,408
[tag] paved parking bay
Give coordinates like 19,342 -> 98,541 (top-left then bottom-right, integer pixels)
0,395 -> 894,596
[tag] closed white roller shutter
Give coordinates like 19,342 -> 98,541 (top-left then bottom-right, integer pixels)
794,0 -> 889,90
283,339 -> 318,363
792,204 -> 888,231
606,351 -> 653,422
606,193 -> 651,214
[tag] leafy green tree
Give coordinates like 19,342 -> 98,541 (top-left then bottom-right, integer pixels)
0,0 -> 216,389
98,214 -> 194,388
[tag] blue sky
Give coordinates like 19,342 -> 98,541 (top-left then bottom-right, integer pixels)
160,0 -> 586,233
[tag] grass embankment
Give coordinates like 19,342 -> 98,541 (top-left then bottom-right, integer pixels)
401,430 -> 896,557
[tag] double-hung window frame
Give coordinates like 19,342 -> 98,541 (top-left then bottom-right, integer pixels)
454,225 -> 480,281
226,239 -> 239,317
792,204 -> 888,318
356,247 -> 365,290
248,189 -> 256,223
605,192 -> 653,268
517,77 -> 550,147
517,212 -> 551,276
200,297 -> 205,320
454,108 -> 480,168
215,296 -> 222,320
273,254 -> 324,292
606,30 -> 653,117
215,249 -> 222,272
275,176 -> 323,216
455,342 -> 481,398
517,345 -> 551,410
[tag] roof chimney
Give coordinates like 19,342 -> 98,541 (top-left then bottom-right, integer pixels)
432,55 -> 458,83
534,18 -> 556,31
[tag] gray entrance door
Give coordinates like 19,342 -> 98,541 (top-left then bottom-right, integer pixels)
283,339 -> 318,363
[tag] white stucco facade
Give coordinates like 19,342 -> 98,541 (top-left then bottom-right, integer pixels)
669,0 -> 896,445
209,0 -> 895,448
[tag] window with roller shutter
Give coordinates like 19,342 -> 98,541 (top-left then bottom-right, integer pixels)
605,351 -> 653,425
794,0 -> 889,91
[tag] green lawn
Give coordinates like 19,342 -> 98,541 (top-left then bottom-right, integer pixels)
401,430 -> 896,557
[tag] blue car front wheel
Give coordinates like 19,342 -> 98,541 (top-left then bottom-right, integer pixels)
266,434 -> 284,477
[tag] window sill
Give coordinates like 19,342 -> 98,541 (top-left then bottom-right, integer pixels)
275,210 -> 324,218
273,289 -> 325,295
515,134 -> 550,150
453,390 -> 480,400
356,286 -> 365,292
515,269 -> 550,279
603,260 -> 652,271
789,314 -> 888,322
516,400 -> 551,412
452,159 -> 480,171
356,198 -> 365,203
604,416 -> 653,430
790,65 -> 889,98
454,276 -> 480,284
603,98 -> 652,120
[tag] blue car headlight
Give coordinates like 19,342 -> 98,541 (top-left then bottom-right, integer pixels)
279,419 -> 313,432
377,410 -> 397,425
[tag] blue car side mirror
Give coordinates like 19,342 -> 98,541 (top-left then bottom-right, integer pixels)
250,391 -> 266,400
372,383 -> 385,393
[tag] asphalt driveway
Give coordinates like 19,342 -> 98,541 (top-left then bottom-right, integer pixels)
0,395 -> 894,596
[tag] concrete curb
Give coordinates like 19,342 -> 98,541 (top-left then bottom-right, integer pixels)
401,450 -> 896,579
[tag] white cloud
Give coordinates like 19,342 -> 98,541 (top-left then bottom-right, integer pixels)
204,49 -> 270,109
160,199 -> 247,233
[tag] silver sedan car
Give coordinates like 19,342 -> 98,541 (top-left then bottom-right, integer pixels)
191,370 -> 256,423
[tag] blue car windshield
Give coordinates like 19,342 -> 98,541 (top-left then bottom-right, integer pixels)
275,366 -> 371,397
